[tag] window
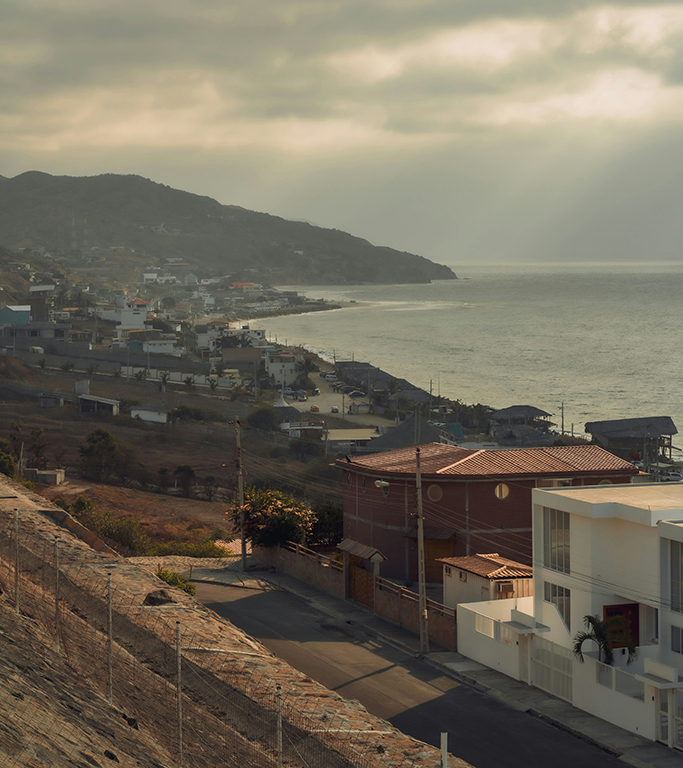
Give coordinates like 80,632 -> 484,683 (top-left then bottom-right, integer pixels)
544,581 -> 571,630
543,507 -> 570,573
361,477 -> 366,493
672,540 -> 683,613
346,472 -> 352,487
445,566 -> 452,577
427,484 -> 443,502
494,483 -> 510,500
673,626 -> 683,654
459,571 -> 467,582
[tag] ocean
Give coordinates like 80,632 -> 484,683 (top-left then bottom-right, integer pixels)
266,263 -> 683,440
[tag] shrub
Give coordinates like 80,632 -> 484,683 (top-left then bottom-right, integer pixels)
247,407 -> 280,432
0,452 -> 16,479
152,540 -> 229,558
69,495 -> 151,555
155,568 -> 196,596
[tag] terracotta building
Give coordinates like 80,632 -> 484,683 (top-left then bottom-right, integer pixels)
336,443 -> 638,583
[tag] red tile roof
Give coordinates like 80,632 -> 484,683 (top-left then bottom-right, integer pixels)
438,553 -> 533,579
339,443 -> 637,479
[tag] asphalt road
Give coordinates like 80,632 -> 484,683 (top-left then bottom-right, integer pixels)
196,582 -> 624,768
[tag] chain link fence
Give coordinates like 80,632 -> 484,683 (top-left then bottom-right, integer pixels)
0,505 -> 448,768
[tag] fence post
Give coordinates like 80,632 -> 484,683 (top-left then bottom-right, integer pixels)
54,539 -> 60,654
108,574 -> 113,706
441,732 -> 448,767
14,509 -> 19,615
276,684 -> 283,768
176,622 -> 183,768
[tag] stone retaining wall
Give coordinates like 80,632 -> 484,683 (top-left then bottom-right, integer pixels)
0,477 -> 470,768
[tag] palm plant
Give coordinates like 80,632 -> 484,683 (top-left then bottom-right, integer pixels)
573,614 -> 639,666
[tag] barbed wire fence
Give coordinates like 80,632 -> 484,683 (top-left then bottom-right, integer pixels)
0,506 -> 436,768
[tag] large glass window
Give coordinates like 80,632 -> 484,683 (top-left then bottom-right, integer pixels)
543,507 -> 570,573
672,540 -> 683,613
544,581 -> 571,630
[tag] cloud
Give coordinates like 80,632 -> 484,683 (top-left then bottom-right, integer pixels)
2,0 -> 683,262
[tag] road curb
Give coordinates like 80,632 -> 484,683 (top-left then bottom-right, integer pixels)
526,709 -> 622,758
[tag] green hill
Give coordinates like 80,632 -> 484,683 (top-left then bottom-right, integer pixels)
0,172 -> 456,285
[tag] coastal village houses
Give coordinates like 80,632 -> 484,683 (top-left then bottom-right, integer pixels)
457,482 -> 683,752
337,444 -> 638,582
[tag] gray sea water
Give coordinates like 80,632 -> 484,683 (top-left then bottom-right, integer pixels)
267,263 -> 683,439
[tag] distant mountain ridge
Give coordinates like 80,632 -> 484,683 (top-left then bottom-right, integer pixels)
0,171 -> 457,285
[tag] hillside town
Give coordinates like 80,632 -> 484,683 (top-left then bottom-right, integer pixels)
1,245 -> 683,767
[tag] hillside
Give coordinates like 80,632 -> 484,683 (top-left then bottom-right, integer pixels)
0,172 -> 457,285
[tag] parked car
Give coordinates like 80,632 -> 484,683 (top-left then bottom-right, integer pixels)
348,390 -> 364,398
296,394 -> 308,401
281,387 -> 293,395
310,405 -> 320,412
312,388 -> 320,396
331,406 -> 339,413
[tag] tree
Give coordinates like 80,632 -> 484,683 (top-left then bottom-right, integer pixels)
309,501 -> 343,546
207,377 -> 218,391
113,367 -> 122,378
184,376 -> 195,393
157,466 -> 170,493
573,614 -> 639,666
8,422 -> 22,459
87,363 -> 99,375
202,474 -> 218,500
134,369 -> 148,381
37,358 -> 47,370
59,360 -> 75,372
247,406 -> 280,432
159,371 -> 170,385
174,464 -> 196,496
28,428 -> 47,468
230,487 -> 316,548
78,428 -> 138,484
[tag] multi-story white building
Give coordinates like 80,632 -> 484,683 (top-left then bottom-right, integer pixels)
457,483 -> 683,751
265,351 -> 299,388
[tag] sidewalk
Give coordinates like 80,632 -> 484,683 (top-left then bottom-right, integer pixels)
190,560 -> 682,768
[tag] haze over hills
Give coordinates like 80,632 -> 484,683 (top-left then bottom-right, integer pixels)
0,172 -> 456,285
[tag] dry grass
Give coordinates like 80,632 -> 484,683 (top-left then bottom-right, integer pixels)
37,480 -> 232,544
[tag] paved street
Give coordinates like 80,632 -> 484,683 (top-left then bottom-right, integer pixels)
196,581 -> 625,768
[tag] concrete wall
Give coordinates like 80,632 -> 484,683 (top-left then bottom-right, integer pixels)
456,599 -> 531,680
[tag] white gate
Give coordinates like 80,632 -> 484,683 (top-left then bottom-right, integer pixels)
657,688 -> 669,745
519,635 -> 529,684
531,636 -> 573,703
674,690 -> 683,750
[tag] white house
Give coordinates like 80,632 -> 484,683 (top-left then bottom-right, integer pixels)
265,351 -> 299,388
131,405 -> 171,424
457,483 -> 683,751
439,554 -> 533,609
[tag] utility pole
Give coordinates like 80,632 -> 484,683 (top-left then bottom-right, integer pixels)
235,417 -> 246,570
560,402 -> 565,435
416,447 -> 429,654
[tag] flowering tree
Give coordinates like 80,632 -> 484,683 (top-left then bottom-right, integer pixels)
229,487 -> 316,548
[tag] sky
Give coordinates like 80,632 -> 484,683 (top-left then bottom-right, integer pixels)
2,0 -> 683,267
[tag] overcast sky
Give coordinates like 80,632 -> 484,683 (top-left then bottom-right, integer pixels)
2,0 -> 683,266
